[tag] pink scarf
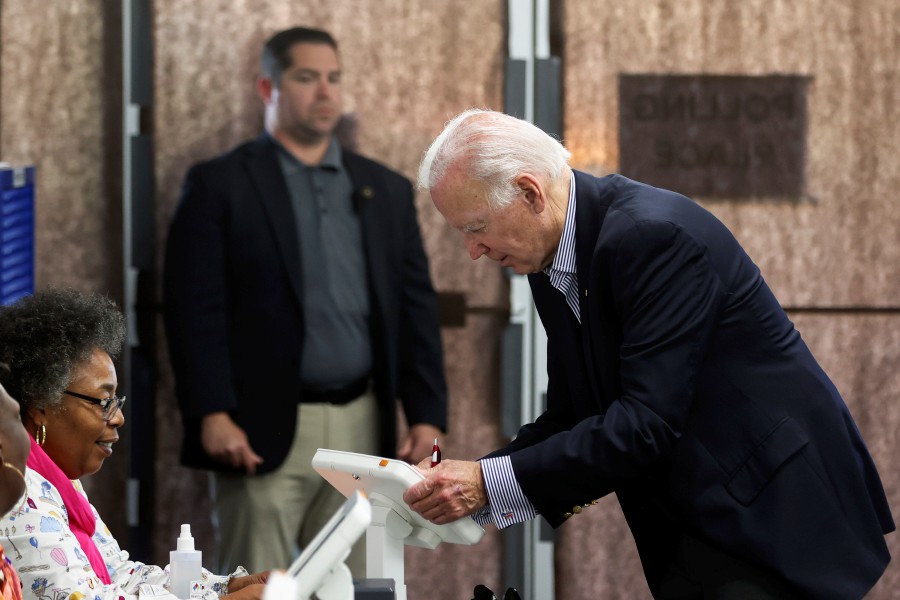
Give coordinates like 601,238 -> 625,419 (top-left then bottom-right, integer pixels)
25,437 -> 112,584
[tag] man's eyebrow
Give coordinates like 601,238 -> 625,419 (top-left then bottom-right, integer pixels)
293,67 -> 341,75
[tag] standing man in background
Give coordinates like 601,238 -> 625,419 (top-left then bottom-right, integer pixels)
164,26 -> 447,576
406,109 -> 893,599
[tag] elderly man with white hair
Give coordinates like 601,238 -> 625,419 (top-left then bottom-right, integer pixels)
404,109 -> 894,600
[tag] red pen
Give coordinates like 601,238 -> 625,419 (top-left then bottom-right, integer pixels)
431,437 -> 442,467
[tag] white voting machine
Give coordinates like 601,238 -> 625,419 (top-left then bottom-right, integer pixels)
312,449 -> 485,600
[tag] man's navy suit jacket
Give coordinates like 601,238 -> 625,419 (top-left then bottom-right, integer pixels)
164,135 -> 447,473
490,171 -> 893,598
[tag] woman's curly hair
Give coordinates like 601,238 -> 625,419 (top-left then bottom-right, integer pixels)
0,288 -> 125,412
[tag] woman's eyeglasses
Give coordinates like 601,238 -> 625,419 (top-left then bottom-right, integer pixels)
64,390 -> 126,421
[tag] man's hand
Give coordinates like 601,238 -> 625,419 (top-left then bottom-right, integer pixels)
201,412 -> 264,474
396,423 -> 442,464
402,459 -> 487,524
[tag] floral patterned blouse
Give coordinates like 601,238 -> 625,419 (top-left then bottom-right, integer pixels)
0,468 -> 244,600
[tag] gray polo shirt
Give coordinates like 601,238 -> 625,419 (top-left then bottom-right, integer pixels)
275,136 -> 372,390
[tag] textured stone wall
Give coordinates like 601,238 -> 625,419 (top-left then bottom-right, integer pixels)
560,0 -> 900,597
0,0 -> 126,535
0,1 -> 121,294
3,1 -> 896,597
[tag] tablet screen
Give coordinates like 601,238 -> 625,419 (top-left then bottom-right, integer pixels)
286,489 -> 371,595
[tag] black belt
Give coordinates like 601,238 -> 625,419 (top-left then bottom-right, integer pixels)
301,377 -> 369,405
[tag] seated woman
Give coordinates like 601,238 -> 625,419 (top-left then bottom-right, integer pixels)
0,289 -> 266,599
0,370 -> 31,600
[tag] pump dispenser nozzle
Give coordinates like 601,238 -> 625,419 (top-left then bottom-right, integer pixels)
177,524 -> 195,551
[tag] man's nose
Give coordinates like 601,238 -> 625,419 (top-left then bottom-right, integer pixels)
317,79 -> 335,98
467,239 -> 488,260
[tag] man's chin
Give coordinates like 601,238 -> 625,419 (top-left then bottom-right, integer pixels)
510,264 -> 537,275
292,122 -> 338,142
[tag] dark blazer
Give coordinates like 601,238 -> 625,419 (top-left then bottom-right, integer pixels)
488,171 -> 893,599
164,135 -> 447,474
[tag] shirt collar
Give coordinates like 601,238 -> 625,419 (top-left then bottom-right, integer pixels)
271,134 -> 343,173
544,171 -> 577,276
319,136 -> 343,170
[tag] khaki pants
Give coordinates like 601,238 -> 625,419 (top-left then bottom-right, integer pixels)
213,390 -> 379,577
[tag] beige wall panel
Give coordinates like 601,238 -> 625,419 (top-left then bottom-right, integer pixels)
0,0 -> 125,533
562,1 -> 899,597
563,0 -> 900,308
555,496 -> 649,598
792,314 -> 900,598
0,0 -> 119,293
152,1 -> 507,593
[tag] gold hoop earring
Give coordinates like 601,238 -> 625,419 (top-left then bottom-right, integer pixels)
36,424 -> 46,446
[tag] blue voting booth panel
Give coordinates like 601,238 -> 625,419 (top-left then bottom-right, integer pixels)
0,165 -> 35,306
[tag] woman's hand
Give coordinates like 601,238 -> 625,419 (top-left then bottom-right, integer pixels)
227,571 -> 270,593
222,583 -> 266,600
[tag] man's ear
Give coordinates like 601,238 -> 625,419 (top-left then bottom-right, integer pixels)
515,173 -> 545,214
256,75 -> 275,104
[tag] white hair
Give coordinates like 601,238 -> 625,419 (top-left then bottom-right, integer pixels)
417,109 -> 571,210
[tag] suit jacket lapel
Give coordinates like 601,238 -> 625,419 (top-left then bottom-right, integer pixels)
574,170 -> 614,405
244,135 -> 304,304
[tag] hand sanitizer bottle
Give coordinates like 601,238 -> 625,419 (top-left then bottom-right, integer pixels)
170,524 -> 202,599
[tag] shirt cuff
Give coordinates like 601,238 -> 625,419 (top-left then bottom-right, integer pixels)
475,455 -> 537,529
